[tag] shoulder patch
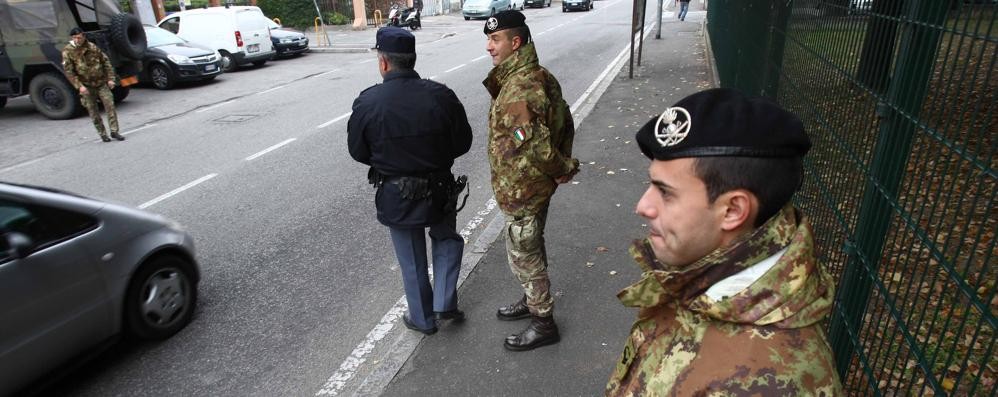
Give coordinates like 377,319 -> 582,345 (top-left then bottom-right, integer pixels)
513,127 -> 526,141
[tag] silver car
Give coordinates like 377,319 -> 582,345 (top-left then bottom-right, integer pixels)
0,182 -> 199,395
463,0 -> 512,20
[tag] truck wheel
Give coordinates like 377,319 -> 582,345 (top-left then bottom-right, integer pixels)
29,73 -> 81,120
110,13 -> 147,60
112,86 -> 130,103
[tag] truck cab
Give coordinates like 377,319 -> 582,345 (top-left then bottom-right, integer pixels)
0,0 -> 147,119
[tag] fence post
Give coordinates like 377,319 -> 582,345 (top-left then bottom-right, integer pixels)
760,0 -> 791,99
827,0 -> 951,383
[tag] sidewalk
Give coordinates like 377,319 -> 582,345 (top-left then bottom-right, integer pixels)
370,11 -> 714,396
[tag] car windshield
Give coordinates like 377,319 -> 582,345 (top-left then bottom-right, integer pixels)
145,27 -> 185,47
267,19 -> 280,29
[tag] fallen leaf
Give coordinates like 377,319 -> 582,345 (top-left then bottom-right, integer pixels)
941,378 -> 955,391
607,171 -> 616,175
596,246 -> 609,253
586,262 -> 595,268
571,181 -> 580,185
609,270 -> 618,276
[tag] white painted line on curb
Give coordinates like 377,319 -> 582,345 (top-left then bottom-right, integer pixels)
196,99 -> 236,113
570,23 -> 655,116
122,123 -> 156,136
445,63 -> 466,73
138,173 -> 217,209
459,197 -> 497,242
317,112 -> 352,129
0,158 -> 43,175
258,85 -> 287,95
245,138 -> 296,161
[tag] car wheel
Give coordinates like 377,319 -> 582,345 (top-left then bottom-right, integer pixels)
28,72 -> 81,120
252,60 -> 267,67
150,64 -> 174,90
125,255 -> 197,340
111,86 -> 129,103
219,51 -> 238,73
563,6 -> 567,11
464,16 -> 470,20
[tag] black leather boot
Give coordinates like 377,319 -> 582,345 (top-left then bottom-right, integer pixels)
503,315 -> 560,351
496,295 -> 531,321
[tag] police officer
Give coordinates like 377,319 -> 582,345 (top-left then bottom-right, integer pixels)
605,88 -> 843,395
62,27 -> 124,142
483,11 -> 579,351
348,27 -> 473,335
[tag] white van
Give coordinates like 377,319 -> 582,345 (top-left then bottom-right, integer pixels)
158,6 -> 275,72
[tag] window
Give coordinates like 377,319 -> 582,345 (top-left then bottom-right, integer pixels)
0,199 -> 98,255
161,16 -> 181,34
72,0 -> 98,24
8,0 -> 58,29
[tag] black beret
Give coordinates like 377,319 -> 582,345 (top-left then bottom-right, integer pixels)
636,88 -> 810,160
374,27 -> 415,53
484,10 -> 526,35
69,27 -> 84,36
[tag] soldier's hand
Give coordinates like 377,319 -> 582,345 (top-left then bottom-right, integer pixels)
79,86 -> 88,95
555,174 -> 573,184
107,80 -> 116,88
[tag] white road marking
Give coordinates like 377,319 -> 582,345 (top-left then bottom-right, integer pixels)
459,197 -> 497,242
245,138 -> 296,161
257,85 -> 287,95
570,23 -> 654,115
318,69 -> 338,77
472,55 -> 488,62
195,99 -> 236,113
138,173 -> 217,209
360,59 -> 376,64
429,75 -> 438,80
445,63 -> 466,73
122,123 -> 156,136
0,158 -> 43,175
317,112 -> 352,129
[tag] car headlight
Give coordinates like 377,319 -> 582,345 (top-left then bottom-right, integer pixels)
167,54 -> 194,65
280,38 -> 293,44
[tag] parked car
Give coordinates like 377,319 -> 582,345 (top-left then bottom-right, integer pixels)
141,25 -> 222,90
463,0 -> 511,20
510,0 -> 525,10
0,182 -> 200,396
524,0 -> 551,8
266,19 -> 310,58
157,5 -> 275,73
563,0 -> 593,11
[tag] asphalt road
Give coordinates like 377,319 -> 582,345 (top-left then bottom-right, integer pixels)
1,1 -> 651,395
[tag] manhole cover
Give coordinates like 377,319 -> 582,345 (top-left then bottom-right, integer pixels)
213,114 -> 258,123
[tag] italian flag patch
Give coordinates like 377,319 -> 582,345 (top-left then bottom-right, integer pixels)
513,127 -> 526,141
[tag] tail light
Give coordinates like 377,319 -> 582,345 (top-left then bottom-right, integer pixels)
235,31 -> 244,47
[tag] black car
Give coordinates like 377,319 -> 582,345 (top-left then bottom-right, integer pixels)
141,26 -> 222,90
563,0 -> 593,11
267,20 -> 309,58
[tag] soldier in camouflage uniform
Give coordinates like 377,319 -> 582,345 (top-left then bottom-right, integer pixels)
606,88 -> 844,396
62,28 -> 124,142
483,10 -> 579,351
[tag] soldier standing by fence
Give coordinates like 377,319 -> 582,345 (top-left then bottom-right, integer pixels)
62,27 -> 124,142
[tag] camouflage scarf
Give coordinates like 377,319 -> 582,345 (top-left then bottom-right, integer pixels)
607,205 -> 837,394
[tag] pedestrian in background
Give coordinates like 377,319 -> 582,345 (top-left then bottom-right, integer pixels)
483,10 -> 579,351
62,27 -> 124,142
677,0 -> 690,21
348,27 -> 473,335
605,88 -> 843,395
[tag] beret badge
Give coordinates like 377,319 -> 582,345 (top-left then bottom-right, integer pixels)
486,17 -> 499,31
655,106 -> 691,147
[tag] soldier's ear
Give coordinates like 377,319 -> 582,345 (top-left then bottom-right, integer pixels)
717,189 -> 757,233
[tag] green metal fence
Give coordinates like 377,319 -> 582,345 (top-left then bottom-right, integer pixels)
707,0 -> 996,395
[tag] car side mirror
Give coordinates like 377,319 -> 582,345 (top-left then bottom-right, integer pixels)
3,232 -> 33,259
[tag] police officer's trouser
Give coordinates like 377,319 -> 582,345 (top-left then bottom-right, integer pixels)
80,84 -> 118,138
504,203 -> 553,317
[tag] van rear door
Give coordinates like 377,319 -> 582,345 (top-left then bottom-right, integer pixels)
235,10 -> 273,55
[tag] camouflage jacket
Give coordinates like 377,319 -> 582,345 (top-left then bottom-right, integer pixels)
606,206 -> 844,396
62,40 -> 115,89
483,42 -> 578,218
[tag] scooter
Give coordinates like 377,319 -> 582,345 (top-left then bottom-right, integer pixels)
385,3 -> 421,30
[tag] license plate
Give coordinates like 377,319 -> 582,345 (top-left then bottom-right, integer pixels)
248,44 -> 259,53
205,64 -> 217,72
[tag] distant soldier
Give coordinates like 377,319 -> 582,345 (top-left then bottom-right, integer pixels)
62,27 -> 124,142
483,10 -> 579,351
605,88 -> 843,395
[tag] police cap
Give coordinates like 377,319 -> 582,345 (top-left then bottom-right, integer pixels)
374,27 -> 415,53
636,88 -> 810,161
484,10 -> 527,35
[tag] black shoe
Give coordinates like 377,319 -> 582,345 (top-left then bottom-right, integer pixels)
503,315 -> 560,351
434,309 -> 466,322
402,314 -> 437,335
100,136 -> 112,142
111,133 -> 125,141
497,295 -> 531,321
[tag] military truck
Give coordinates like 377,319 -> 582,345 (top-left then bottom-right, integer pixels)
0,0 -> 147,119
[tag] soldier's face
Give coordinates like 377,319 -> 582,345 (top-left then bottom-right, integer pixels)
636,158 -> 726,268
72,33 -> 86,45
486,31 -> 519,66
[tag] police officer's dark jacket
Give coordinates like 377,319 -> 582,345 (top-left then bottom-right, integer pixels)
347,69 -> 473,228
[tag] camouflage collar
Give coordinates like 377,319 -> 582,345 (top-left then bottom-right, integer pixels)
617,205 -> 832,326
483,42 -> 539,98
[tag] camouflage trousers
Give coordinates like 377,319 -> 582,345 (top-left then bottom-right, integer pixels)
80,85 -> 118,138
504,204 -> 553,317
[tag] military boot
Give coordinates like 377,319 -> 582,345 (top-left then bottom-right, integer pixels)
110,132 -> 126,141
503,315 -> 560,351
100,135 -> 112,142
496,295 -> 530,321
